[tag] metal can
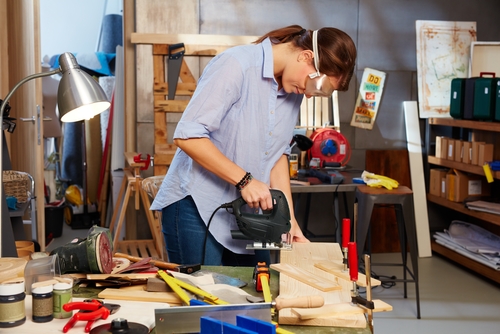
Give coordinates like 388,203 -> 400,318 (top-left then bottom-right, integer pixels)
289,154 -> 298,178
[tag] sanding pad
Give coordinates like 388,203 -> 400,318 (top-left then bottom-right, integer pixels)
90,318 -> 148,334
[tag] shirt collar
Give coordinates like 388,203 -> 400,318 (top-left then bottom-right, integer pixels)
262,38 -> 274,79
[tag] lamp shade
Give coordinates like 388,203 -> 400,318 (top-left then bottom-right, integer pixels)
57,53 -> 110,122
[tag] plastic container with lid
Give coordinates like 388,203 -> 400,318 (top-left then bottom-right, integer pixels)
32,283 -> 54,323
53,279 -> 73,319
0,280 -> 26,328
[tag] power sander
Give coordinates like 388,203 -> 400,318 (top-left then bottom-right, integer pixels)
225,189 -> 292,250
50,225 -> 114,274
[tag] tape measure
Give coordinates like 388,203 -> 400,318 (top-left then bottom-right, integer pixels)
308,128 -> 351,167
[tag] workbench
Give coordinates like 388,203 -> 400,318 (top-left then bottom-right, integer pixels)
70,265 -> 372,333
291,170 -> 362,242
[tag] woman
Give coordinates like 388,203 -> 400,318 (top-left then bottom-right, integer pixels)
151,25 -> 357,266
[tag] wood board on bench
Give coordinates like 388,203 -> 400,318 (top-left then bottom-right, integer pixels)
273,242 -> 392,328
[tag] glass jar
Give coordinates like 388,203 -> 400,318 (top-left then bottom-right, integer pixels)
32,284 -> 53,323
0,280 -> 26,328
53,280 -> 73,319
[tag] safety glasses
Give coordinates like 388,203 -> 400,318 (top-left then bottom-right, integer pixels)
304,30 -> 335,97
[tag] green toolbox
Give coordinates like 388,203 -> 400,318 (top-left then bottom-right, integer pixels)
473,72 -> 497,120
450,78 -> 466,119
494,80 -> 500,121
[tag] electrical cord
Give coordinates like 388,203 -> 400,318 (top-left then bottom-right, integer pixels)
359,264 -> 397,289
201,202 -> 233,265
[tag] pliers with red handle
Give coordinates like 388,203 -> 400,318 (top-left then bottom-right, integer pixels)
62,299 -> 120,333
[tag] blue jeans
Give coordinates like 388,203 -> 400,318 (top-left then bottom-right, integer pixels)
162,196 -> 270,266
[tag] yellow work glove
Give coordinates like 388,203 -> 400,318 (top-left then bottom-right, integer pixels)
361,171 -> 399,190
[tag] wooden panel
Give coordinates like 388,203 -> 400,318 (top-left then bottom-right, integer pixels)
365,149 -> 411,253
5,0 -> 45,250
277,243 -> 384,327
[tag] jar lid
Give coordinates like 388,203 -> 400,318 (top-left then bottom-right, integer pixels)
0,280 -> 25,296
32,284 -> 53,294
53,281 -> 72,290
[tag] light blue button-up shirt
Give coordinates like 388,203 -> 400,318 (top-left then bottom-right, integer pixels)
151,38 -> 303,254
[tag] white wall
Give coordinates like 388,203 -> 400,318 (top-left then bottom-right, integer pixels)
40,0 -> 122,61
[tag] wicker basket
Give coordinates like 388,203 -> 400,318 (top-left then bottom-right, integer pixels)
3,170 -> 30,203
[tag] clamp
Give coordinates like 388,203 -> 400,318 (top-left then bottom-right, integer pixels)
253,262 -> 270,293
62,299 -> 120,333
133,153 -> 151,170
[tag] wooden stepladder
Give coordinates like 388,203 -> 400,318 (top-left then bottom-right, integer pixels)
108,152 -> 164,259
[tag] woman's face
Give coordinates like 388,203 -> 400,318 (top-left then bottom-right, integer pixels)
281,51 -> 341,98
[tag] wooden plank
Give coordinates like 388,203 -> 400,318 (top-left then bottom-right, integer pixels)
313,261 -> 381,287
131,32 -> 258,46
404,101 -> 432,257
270,263 -> 342,292
291,299 -> 393,319
154,82 -> 196,96
98,288 -> 182,305
154,100 -> 190,112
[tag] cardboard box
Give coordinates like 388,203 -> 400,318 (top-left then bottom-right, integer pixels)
454,140 -> 463,162
446,140 -> 455,160
478,143 -> 494,165
446,169 -> 490,202
436,136 -> 447,158
429,168 -> 448,197
471,141 -> 485,165
462,141 -> 472,164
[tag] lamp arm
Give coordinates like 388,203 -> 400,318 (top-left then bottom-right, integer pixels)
0,68 -> 61,119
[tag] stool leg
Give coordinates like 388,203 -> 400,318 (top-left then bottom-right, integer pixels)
395,204 -> 408,298
355,195 -> 374,264
402,196 -> 421,319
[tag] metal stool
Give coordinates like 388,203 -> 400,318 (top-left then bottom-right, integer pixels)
355,185 -> 421,319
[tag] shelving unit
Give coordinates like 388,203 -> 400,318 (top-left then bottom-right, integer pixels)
427,117 -> 500,284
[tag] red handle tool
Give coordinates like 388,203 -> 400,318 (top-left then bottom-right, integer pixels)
62,300 -> 114,333
348,241 -> 358,282
342,218 -> 351,248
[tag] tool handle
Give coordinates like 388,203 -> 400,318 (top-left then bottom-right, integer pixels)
348,241 -> 358,281
114,252 -> 179,270
275,296 -> 324,311
342,218 -> 351,248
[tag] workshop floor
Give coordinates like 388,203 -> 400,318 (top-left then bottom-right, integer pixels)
46,226 -> 500,334
370,252 -> 500,334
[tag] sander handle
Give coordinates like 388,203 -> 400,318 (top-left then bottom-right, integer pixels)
274,296 -> 324,311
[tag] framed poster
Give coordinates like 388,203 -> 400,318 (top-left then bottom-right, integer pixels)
416,20 -> 476,118
350,68 -> 386,130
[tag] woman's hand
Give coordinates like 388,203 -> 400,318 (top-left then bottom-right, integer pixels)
240,178 -> 273,210
289,219 -> 310,243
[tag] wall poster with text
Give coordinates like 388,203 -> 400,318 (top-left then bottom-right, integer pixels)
350,68 -> 386,130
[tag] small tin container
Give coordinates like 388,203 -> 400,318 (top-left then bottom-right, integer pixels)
53,280 -> 73,319
32,283 -> 54,323
0,280 -> 26,328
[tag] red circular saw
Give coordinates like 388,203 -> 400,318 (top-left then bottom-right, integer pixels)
308,128 -> 351,167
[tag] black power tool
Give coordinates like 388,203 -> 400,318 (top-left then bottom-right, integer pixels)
227,189 -> 291,248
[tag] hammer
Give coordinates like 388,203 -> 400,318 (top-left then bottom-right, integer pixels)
114,253 -> 200,274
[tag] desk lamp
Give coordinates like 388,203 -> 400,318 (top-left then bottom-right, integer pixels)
0,52 -> 110,256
